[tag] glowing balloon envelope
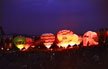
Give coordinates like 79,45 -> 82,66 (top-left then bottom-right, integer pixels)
57,30 -> 81,48
83,31 -> 98,46
41,33 -> 55,49
13,36 -> 26,50
25,37 -> 33,50
57,30 -> 73,48
69,34 -> 79,46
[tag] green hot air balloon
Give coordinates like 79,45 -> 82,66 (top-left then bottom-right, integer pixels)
13,36 -> 26,50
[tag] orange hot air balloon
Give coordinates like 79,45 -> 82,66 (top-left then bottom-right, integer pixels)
83,31 -> 98,46
40,33 -> 55,49
57,30 -> 81,48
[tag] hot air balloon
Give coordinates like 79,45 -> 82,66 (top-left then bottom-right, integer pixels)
40,33 -> 55,49
83,31 -> 98,46
57,30 -> 73,48
24,37 -> 33,50
13,36 -> 26,50
57,30 -> 82,48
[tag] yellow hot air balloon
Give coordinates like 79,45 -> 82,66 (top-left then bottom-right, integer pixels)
57,30 -> 82,48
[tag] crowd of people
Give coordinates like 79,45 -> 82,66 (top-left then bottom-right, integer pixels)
0,45 -> 108,69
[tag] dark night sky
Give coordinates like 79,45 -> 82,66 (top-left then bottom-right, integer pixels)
1,0 -> 108,35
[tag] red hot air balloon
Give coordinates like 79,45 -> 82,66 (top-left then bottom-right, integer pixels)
41,33 -> 55,49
